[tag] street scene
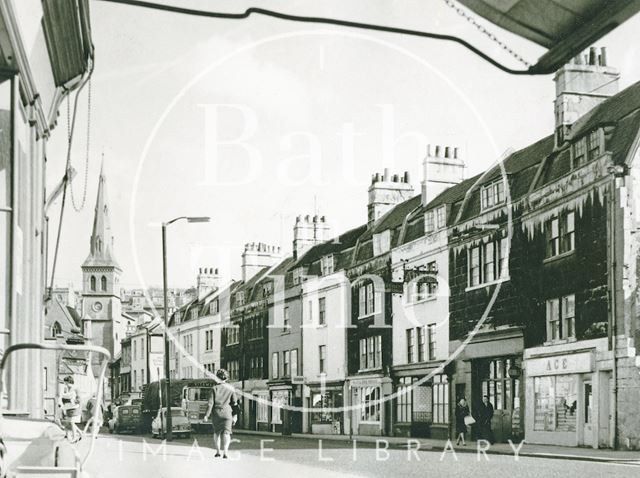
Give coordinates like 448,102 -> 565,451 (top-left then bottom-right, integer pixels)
2,0 -> 640,477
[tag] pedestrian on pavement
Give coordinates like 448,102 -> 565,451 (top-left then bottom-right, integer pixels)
455,397 -> 471,445
59,376 -> 82,442
478,395 -> 494,443
204,369 -> 239,459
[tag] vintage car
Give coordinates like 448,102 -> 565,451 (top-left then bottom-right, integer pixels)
151,407 -> 191,439
108,405 -> 142,434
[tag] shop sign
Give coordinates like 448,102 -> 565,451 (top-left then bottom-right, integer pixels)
349,378 -> 380,388
526,351 -> 593,376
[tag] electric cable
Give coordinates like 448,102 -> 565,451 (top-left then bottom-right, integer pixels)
96,0 -> 543,75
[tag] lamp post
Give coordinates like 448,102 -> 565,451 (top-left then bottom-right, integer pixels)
161,215 -> 210,441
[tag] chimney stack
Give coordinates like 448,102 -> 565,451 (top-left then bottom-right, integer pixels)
197,267 -> 219,300
421,144 -> 465,207
554,46 -> 619,146
367,170 -> 414,227
293,214 -> 331,259
241,242 -> 282,282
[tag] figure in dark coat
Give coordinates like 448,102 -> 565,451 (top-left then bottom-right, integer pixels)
455,398 -> 470,445
204,369 -> 238,459
478,395 -> 494,443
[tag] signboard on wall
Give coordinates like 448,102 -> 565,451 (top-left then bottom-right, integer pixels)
526,351 -> 593,376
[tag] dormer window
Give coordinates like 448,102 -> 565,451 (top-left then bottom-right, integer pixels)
292,267 -> 303,285
235,291 -> 245,306
573,137 -> 586,167
373,230 -> 391,256
480,180 -> 505,211
262,282 -> 273,298
587,130 -> 600,161
321,255 -> 334,276
210,299 -> 219,315
425,206 -> 446,233
191,309 -> 198,321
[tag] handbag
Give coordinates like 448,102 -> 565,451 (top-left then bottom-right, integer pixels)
464,415 -> 476,426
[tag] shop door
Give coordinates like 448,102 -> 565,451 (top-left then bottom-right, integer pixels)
581,381 -> 594,447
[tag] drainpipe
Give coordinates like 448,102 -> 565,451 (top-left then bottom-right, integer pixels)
607,174 -> 619,449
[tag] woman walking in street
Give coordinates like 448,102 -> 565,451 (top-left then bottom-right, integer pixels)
455,397 -> 470,446
204,369 -> 239,459
59,376 -> 82,442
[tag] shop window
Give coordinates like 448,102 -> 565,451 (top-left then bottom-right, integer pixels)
271,391 -> 288,425
481,358 -> 519,411
396,377 -> 413,423
480,180 -> 505,211
312,391 -> 342,426
546,211 -> 575,258
432,374 -> 449,424
256,393 -> 269,423
534,375 -> 577,432
546,294 -> 576,341
360,386 -> 381,422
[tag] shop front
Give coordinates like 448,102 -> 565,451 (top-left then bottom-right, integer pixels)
304,382 -> 345,435
449,327 -> 525,443
348,375 -> 393,436
392,367 -> 450,439
524,339 -> 612,448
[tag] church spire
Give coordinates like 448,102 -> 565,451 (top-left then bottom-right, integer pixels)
83,157 -> 119,268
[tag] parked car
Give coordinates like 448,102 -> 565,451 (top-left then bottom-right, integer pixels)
109,405 -> 142,434
151,407 -> 191,439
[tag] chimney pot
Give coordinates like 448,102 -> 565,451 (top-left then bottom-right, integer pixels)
600,47 -> 607,66
454,147 -> 459,159
404,171 -> 410,183
435,145 -> 441,157
445,146 -> 450,158
589,47 -> 597,65
392,174 -> 398,182
383,168 -> 389,181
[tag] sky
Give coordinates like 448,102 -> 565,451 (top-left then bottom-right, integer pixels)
46,0 -> 640,290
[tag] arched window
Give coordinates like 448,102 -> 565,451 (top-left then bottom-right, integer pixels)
101,275 -> 107,292
90,276 -> 96,291
51,321 -> 62,338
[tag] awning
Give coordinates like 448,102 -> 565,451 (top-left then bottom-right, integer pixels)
458,0 -> 640,73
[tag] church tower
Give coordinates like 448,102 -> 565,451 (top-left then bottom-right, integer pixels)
81,161 -> 125,370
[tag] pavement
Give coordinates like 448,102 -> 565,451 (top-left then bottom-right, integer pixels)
3,422 -> 639,478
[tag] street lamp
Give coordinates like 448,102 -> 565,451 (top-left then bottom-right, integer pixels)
161,215 -> 210,440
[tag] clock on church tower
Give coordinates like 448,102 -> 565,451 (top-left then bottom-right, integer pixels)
81,161 -> 124,362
